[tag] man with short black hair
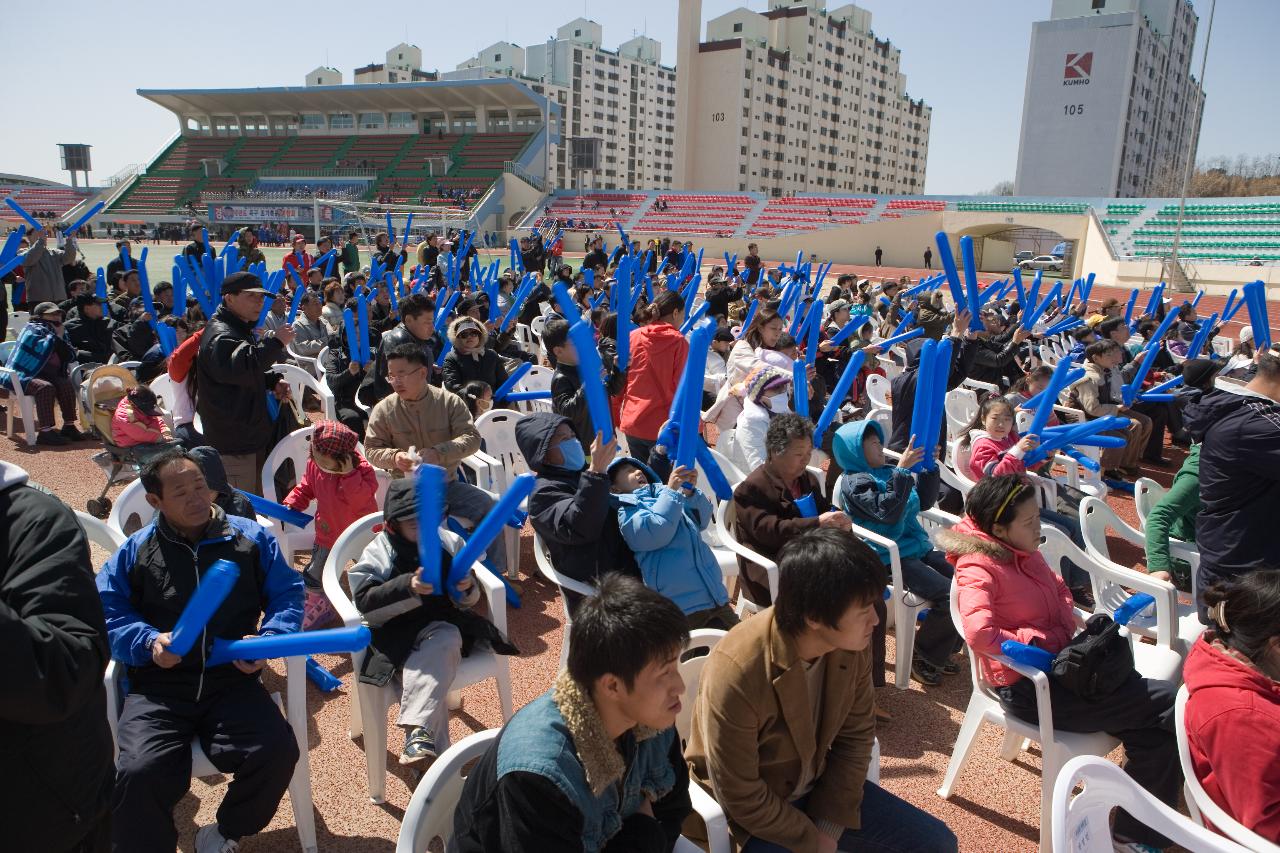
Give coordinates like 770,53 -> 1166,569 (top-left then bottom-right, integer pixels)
361,292 -> 439,404
196,271 -> 296,492
96,449 -> 303,852
183,223 -> 210,259
65,290 -> 118,365
686,528 -> 958,853
363,345 -> 507,576
453,573 -> 692,852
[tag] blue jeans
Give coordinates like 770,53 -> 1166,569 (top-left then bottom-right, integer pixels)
741,783 -> 958,853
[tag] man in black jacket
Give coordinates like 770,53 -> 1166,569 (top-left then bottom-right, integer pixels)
582,236 -> 608,273
453,573 -> 691,853
1184,344 -> 1280,617
1,460 -> 114,852
545,319 -> 626,454
182,223 -> 210,259
96,449 -> 303,852
65,291 -> 119,366
322,333 -> 369,438
195,271 -> 295,493
515,412 -> 638,586
360,292 -> 439,405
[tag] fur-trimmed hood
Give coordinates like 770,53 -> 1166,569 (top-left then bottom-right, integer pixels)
935,517 -> 1017,565
550,670 -> 661,796
447,315 -> 487,350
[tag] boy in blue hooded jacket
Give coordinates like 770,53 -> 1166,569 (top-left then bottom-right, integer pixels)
608,457 -> 739,631
832,419 -> 960,686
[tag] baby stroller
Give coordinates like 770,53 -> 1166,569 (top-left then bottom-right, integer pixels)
82,365 -> 154,518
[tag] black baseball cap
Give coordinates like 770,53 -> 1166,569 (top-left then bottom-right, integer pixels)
220,271 -> 271,296
74,292 -> 108,307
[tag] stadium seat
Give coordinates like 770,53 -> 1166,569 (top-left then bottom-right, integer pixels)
713,500 -> 779,619
270,362 -> 337,421
532,532 -> 598,669
937,579 -> 1119,853
1051,755 -> 1253,853
103,655 -> 318,852
0,340 -> 38,447
395,728 -> 499,852
321,512 -> 513,804
75,509 -> 127,557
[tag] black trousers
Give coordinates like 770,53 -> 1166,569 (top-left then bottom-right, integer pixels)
998,673 -> 1180,848
111,679 -> 299,852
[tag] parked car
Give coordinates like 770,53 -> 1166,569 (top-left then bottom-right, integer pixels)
1014,250 -> 1034,263
1019,255 -> 1063,272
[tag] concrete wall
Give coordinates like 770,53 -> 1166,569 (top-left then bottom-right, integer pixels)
980,237 -> 1016,273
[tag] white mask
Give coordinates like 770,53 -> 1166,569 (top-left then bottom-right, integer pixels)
767,393 -> 791,414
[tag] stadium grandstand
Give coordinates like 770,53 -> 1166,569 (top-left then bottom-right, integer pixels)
0,175 -> 92,222
93,79 -> 556,235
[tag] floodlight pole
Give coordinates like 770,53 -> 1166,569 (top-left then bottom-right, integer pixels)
1169,0 -> 1215,289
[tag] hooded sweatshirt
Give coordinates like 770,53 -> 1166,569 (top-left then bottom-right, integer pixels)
607,457 -> 729,617
1183,387 -> 1280,585
832,420 -> 931,563
937,517 -> 1076,687
1182,635 -> 1280,841
515,412 -> 639,585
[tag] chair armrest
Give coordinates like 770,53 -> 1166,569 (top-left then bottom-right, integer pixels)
919,506 -> 960,529
805,465 -> 827,497
996,655 -> 1058,748
1094,564 -> 1179,649
321,552 -> 364,627
689,783 -> 732,853
850,522 -> 906,599
962,378 -> 999,394
473,564 -> 508,637
459,451 -> 500,490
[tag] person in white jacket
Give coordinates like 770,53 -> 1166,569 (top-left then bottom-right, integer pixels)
703,327 -> 734,408
734,366 -> 792,472
706,307 -> 786,434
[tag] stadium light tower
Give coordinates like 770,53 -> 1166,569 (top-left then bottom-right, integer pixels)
1169,0 -> 1216,289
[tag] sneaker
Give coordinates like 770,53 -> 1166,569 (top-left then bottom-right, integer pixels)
194,824 -> 240,853
910,658 -> 941,687
1071,586 -> 1096,610
1112,841 -> 1162,853
399,726 -> 438,765
60,424 -> 89,441
302,589 -> 339,631
939,659 -> 962,676
36,430 -> 68,446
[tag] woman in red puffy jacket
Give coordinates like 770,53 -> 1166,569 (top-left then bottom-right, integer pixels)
619,290 -> 686,474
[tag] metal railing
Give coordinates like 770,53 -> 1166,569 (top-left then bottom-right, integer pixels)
504,160 -> 545,192
258,168 -> 377,179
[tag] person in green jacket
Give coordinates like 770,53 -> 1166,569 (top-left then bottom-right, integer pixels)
341,231 -> 362,275
1143,443 -> 1199,591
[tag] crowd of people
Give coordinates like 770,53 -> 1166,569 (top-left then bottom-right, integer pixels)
1,222 -> 1278,853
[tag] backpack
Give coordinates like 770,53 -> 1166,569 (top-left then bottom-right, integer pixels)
1051,613 -> 1136,700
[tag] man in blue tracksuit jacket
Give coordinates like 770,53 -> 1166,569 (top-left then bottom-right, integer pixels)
607,456 -> 738,631
96,448 -> 303,853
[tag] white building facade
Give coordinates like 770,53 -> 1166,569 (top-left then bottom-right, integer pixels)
1014,0 -> 1205,198
676,0 -> 931,196
445,18 -> 677,191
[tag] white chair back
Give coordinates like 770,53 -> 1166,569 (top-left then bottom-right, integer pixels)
1174,685 -> 1280,852
533,532 -> 598,669
1052,754 -> 1255,853
1133,477 -> 1166,529
675,629 -> 727,747
7,311 -> 30,339
396,729 -> 500,853
944,387 -> 979,440
474,408 -> 528,481
865,373 -> 891,412
271,361 -> 337,420
315,346 -> 329,379
107,479 -> 156,537
513,364 -> 554,414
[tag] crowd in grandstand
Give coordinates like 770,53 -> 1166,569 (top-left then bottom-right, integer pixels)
1,219 -> 1278,853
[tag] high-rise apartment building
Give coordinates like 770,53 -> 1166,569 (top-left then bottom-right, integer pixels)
446,19 -> 678,191
1014,0 -> 1205,198
674,0 -> 931,196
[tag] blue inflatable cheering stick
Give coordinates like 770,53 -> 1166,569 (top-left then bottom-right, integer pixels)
207,626 -> 371,667
167,560 -> 240,657
445,474 -> 536,602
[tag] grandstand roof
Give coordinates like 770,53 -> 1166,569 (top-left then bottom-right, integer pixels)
137,78 -> 552,117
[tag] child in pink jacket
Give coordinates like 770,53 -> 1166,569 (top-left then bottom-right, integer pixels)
111,387 -> 174,452
283,420 -> 379,628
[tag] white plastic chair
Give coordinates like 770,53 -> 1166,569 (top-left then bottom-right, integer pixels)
103,655 -> 318,852
532,531 -> 598,670
714,500 -> 779,617
1174,686 -> 1280,852
395,729 -> 498,853
1052,754 -> 1255,853
7,310 -> 30,340
107,478 -> 158,537
944,387 -> 979,440
673,629 -> 734,853
147,373 -> 179,429
321,512 -> 514,804
75,510 -> 126,561
0,340 -> 38,446
843,512 -> 928,689
936,578 -> 1120,853
961,377 -> 999,395
1038,526 -> 1184,684
1079,496 -> 1203,654
314,346 -> 329,380
1133,477 -> 1166,530
286,344 -> 319,378
271,362 -> 337,421
865,373 -> 892,412
513,364 -> 554,414
469,408 -> 525,576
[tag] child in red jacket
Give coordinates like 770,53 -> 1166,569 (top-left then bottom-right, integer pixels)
284,420 -> 379,628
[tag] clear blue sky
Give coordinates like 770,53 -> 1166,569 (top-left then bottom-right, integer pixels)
3,0 -> 1274,194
